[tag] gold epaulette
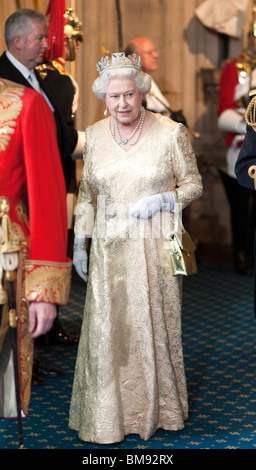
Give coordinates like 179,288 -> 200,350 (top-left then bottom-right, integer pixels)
51,58 -> 67,75
36,59 -> 67,79
233,52 -> 256,84
36,63 -> 55,79
235,56 -> 251,70
245,95 -> 256,131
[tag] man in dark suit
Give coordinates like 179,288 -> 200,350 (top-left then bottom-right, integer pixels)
0,8 -> 72,190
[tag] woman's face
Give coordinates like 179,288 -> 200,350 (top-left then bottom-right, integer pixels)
106,77 -> 142,125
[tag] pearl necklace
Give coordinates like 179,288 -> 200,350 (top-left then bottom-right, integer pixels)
112,106 -> 146,145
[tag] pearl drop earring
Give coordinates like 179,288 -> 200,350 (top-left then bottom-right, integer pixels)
104,105 -> 108,116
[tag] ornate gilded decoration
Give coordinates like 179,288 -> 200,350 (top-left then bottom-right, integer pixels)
248,164 -> 256,189
0,196 -> 33,415
36,63 -> 54,79
246,91 -> 256,188
36,59 -> 68,79
25,260 -> 72,305
52,58 -> 67,75
96,52 -> 141,76
64,8 -> 83,42
235,52 -> 256,84
0,78 -> 71,422
0,80 -> 24,151
245,94 -> 256,130
17,241 -> 34,415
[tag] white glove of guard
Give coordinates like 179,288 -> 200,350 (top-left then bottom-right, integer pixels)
218,109 -> 246,134
129,191 -> 175,219
73,234 -> 88,282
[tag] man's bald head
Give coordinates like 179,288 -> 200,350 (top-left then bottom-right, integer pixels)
125,37 -> 159,74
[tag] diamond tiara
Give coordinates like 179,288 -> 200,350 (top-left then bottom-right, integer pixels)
96,52 -> 142,76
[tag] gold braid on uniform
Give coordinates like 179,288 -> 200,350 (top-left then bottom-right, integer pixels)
235,52 -> 256,132
245,91 -> 256,132
245,90 -> 256,188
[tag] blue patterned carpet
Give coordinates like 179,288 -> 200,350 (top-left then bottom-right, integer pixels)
1,265 -> 256,454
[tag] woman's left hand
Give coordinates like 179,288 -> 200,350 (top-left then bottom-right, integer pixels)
129,192 -> 175,219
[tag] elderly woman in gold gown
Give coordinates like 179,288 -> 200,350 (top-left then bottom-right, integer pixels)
69,52 -> 203,444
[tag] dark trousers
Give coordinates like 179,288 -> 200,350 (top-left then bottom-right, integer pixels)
219,169 -> 256,263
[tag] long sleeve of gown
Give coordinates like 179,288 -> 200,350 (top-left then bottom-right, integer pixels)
170,123 -> 203,206
74,127 -> 98,237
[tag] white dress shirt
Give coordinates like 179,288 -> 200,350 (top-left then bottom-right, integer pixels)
145,78 -> 171,115
6,50 -> 54,111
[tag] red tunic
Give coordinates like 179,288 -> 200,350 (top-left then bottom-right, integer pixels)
0,79 -> 71,417
218,59 -> 242,147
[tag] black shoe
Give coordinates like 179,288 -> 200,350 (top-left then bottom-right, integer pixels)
32,372 -> 46,386
33,358 -> 65,378
36,318 -> 79,346
234,251 -> 253,276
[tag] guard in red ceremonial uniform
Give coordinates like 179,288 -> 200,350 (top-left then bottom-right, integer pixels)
0,78 -> 72,424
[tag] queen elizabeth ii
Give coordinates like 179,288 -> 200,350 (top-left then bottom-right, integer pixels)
69,52 -> 203,444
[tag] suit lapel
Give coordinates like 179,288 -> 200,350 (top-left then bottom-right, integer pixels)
0,53 -> 33,89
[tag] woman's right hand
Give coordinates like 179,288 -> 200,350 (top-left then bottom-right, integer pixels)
73,235 -> 88,282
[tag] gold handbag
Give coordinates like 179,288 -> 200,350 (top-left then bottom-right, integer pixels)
169,220 -> 197,276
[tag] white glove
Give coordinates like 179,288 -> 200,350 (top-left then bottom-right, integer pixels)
218,109 -> 246,134
73,234 -> 88,282
129,192 -> 175,219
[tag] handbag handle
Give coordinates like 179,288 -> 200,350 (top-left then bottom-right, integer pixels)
173,190 -> 183,239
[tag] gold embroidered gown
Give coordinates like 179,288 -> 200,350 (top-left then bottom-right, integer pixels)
69,114 -> 203,443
